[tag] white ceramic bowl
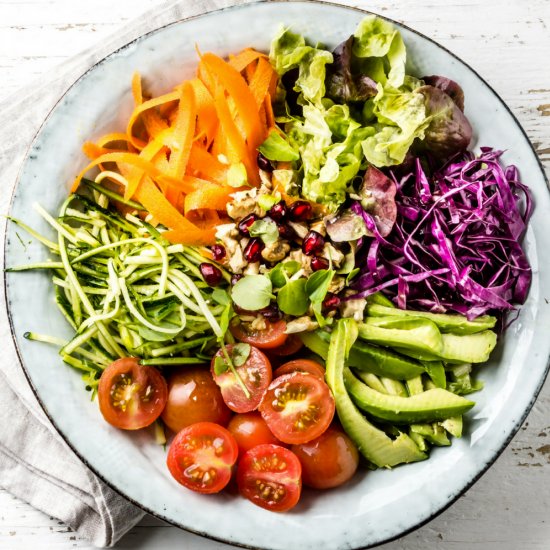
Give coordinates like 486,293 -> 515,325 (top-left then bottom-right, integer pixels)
5,2 -> 550,549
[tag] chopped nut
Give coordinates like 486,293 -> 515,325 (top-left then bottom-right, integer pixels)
340,298 -> 367,321
285,316 -> 319,334
261,240 -> 291,263
321,243 -> 345,267
289,249 -> 312,277
244,262 -> 260,275
328,275 -> 346,294
310,219 -> 327,236
228,246 -> 247,274
259,170 -> 273,190
288,221 -> 309,239
226,188 -> 262,220
250,315 -> 267,331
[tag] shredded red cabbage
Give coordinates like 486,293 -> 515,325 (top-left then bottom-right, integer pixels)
350,148 -> 533,319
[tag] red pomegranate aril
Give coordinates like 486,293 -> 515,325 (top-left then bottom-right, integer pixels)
259,304 -> 282,320
244,238 -> 264,262
302,230 -> 325,256
323,293 -> 341,311
277,223 -> 294,240
288,200 -> 313,222
257,152 -> 274,172
268,200 -> 287,222
200,263 -> 223,287
211,244 -> 226,261
238,213 -> 258,236
311,256 -> 329,271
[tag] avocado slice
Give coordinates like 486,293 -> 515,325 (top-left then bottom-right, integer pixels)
344,368 -> 475,424
354,371 -> 388,394
358,318 -> 443,357
300,330 -> 425,380
441,416 -> 463,438
366,304 -> 497,334
326,319 -> 426,468
411,423 -> 451,446
406,375 -> 424,396
380,376 -> 408,397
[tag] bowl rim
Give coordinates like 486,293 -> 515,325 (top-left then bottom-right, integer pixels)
4,1 -> 550,548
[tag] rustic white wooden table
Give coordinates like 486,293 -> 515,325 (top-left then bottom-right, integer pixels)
1,0 -> 549,548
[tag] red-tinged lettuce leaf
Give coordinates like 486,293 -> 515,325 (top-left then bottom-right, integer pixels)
357,165 -> 397,237
422,75 -> 465,111
418,85 -> 473,159
326,36 -> 378,103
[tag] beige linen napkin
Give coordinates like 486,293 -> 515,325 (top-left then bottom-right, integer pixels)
0,0 -> 250,546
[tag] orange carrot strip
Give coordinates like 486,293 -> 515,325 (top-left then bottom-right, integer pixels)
131,72 -> 143,106
71,152 -> 181,193
167,81 -> 196,181
162,227 -> 216,246
212,85 -> 258,185
190,78 -> 218,147
187,145 -> 228,185
229,48 -> 268,73
249,57 -> 275,111
200,53 -> 264,151
142,110 -> 169,139
124,137 -> 166,200
126,90 -> 179,149
264,93 -> 275,129
184,183 -> 235,214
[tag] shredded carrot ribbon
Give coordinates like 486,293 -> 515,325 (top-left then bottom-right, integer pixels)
73,48 -> 278,245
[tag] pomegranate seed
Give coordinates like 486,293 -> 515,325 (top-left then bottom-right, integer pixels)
231,274 -> 243,286
302,230 -> 325,256
323,293 -> 341,311
238,213 -> 259,236
277,223 -> 294,240
211,244 -> 226,261
257,152 -> 273,172
200,263 -> 223,287
244,238 -> 264,262
259,304 -> 282,320
311,256 -> 329,271
268,200 -> 287,222
288,200 -> 313,222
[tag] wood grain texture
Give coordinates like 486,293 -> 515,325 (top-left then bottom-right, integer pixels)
0,0 -> 549,548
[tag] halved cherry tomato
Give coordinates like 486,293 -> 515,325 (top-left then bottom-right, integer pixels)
211,344 -> 272,413
230,319 -> 288,350
267,334 -> 303,357
98,357 -> 167,430
228,412 -> 282,455
237,444 -> 301,512
161,368 -> 231,434
291,426 -> 359,489
259,372 -> 335,444
167,422 -> 238,494
273,359 -> 325,380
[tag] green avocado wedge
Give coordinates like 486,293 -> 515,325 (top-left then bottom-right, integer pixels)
325,319 -> 427,468
300,330 -> 425,380
344,368 -> 475,423
366,304 -> 497,334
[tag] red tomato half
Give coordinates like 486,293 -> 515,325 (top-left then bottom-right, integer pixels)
228,412 -> 282,455
267,334 -> 303,357
211,345 -> 272,413
161,368 -> 231,434
230,319 -> 288,350
237,444 -> 301,512
98,357 -> 167,430
259,372 -> 335,444
167,422 -> 238,494
273,359 -> 325,380
291,426 -> 359,489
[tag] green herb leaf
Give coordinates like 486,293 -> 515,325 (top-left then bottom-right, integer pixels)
277,278 -> 309,315
249,219 -> 279,244
346,267 -> 360,285
231,275 -> 274,311
213,355 -> 229,376
212,288 -> 230,306
227,163 -> 249,187
232,343 -> 251,367
306,269 -> 334,303
259,131 -> 300,161
270,260 -> 301,288
258,194 -> 280,211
